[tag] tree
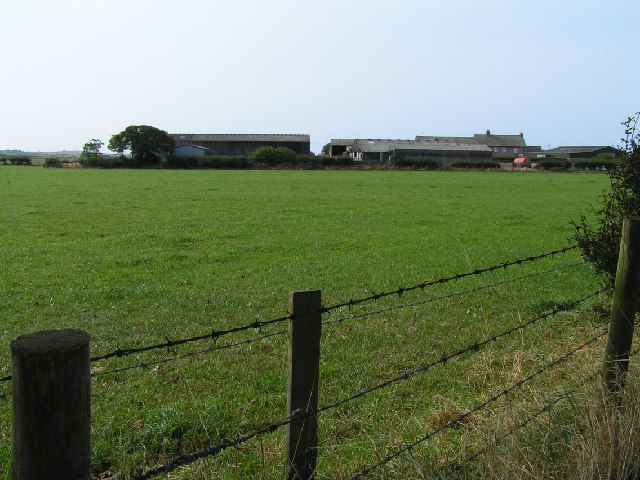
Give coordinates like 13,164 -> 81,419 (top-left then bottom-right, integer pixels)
108,125 -> 175,165
572,113 -> 640,285
321,143 -> 330,156
79,139 -> 103,159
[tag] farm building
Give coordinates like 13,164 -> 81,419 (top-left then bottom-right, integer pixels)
541,146 -> 620,159
471,130 -> 527,158
171,134 -> 310,157
350,139 -> 492,165
328,139 -> 355,157
416,130 -> 528,159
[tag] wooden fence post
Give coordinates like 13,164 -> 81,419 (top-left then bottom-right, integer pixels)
602,217 -> 640,394
286,290 -> 322,480
11,329 -> 91,480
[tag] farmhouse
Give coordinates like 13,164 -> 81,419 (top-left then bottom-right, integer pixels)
171,134 -> 310,157
471,130 -> 528,158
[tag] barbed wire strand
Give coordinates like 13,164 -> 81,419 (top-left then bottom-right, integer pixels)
90,313 -> 293,363
89,246 -> 577,366
440,369 -> 601,478
133,288 -> 603,479
346,330 -> 607,480
321,246 -> 577,315
92,328 -> 287,378
323,262 -> 583,328
92,263 -> 584,379
444,342 -> 640,477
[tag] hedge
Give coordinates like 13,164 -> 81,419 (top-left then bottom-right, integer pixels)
573,158 -> 617,171
165,155 -> 253,169
448,161 -> 501,170
535,158 -> 571,171
393,157 -> 440,170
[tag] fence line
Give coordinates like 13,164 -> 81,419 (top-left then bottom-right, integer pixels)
92,328 -> 288,378
323,262 -> 583,327
7,234 -> 637,480
321,246 -> 577,314
132,288 -> 605,479
441,369 -> 601,478
87,246 -> 577,366
443,341 -> 640,478
346,329 -> 608,480
92,261 -> 583,380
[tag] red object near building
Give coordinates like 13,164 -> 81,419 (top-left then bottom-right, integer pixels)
513,157 -> 531,167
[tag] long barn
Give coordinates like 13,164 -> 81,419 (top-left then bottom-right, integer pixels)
171,134 -> 310,157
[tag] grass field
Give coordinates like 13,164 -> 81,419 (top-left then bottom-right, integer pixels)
0,167 -> 615,479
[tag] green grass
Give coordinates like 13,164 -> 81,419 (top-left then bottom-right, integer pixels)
0,167 -> 612,479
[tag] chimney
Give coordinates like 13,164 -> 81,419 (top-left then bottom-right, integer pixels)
486,129 -> 491,136
520,132 -> 523,137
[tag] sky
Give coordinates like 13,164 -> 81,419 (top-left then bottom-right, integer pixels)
1,0 -> 639,154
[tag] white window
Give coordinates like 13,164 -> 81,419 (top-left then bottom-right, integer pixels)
494,147 -> 498,153
502,147 -> 507,153
514,148 -> 519,153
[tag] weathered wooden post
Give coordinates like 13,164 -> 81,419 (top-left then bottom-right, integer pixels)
286,290 -> 322,480
11,329 -> 91,480
603,217 -> 640,394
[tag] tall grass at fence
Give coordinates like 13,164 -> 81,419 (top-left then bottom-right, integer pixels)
0,167 -> 613,478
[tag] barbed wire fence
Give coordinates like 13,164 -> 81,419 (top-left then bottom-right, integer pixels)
5,240 -> 639,480
131,284 -> 608,479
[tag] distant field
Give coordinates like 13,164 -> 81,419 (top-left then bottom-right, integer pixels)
0,167 -> 612,478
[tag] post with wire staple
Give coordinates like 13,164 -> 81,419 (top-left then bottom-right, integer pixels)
286,290 -> 322,480
11,329 -> 91,480
603,217 -> 640,395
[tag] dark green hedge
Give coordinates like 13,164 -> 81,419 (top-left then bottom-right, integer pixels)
573,158 -> 617,170
536,158 -> 571,170
448,161 -> 501,170
393,157 -> 440,170
165,155 -> 253,169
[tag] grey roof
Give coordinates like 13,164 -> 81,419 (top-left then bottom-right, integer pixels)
330,139 -> 355,146
171,134 -> 310,142
354,139 -> 491,153
473,133 -> 527,148
415,136 -> 477,144
543,146 -> 616,154
396,141 -> 491,152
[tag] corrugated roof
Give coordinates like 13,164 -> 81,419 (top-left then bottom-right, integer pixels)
397,142 -> 491,152
544,146 -> 615,154
415,136 -> 477,144
354,139 -> 491,153
330,139 -> 355,146
171,134 -> 310,142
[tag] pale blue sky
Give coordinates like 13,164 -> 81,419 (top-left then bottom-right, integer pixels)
1,0 -> 638,153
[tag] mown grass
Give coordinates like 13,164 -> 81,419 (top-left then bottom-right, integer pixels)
0,167 -> 614,479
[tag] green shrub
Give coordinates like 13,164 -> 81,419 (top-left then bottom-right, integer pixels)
536,158 -> 571,170
572,113 -> 640,285
448,161 -> 501,170
43,157 -> 63,168
79,156 -> 131,168
250,146 -> 296,166
393,157 -> 440,170
8,156 -> 32,166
